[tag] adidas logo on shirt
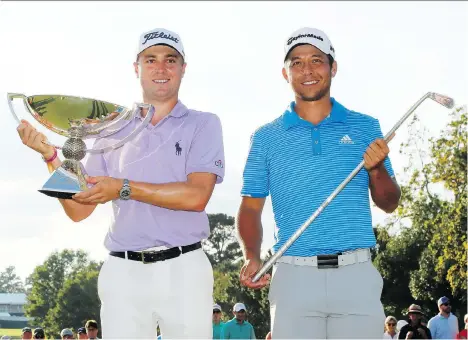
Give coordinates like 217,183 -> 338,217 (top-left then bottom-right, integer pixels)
339,135 -> 354,144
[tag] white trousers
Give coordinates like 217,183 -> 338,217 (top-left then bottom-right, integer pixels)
98,248 -> 214,339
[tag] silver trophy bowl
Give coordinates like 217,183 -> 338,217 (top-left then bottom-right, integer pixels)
7,93 -> 155,199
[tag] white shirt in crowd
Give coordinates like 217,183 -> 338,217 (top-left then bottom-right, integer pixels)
383,332 -> 398,339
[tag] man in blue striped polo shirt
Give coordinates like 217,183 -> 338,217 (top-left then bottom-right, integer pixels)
237,27 -> 401,338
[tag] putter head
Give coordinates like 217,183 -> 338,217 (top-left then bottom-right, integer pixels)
429,92 -> 455,109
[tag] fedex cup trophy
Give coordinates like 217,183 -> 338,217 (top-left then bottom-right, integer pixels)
7,93 -> 154,199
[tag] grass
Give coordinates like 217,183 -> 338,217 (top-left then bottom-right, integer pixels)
0,328 -> 22,338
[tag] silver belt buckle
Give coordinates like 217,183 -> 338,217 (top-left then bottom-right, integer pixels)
141,251 -> 147,264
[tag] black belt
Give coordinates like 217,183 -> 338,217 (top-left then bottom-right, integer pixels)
109,242 -> 202,264
317,253 -> 342,269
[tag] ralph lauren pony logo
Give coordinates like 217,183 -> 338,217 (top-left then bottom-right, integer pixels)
175,141 -> 182,155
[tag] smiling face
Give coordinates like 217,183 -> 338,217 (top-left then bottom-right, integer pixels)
134,44 -> 186,103
283,44 -> 337,102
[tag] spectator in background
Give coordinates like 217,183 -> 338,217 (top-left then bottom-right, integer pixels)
212,303 -> 225,339
60,329 -> 74,340
383,316 -> 398,339
21,327 -> 32,340
222,303 -> 256,339
456,314 -> 468,340
397,320 -> 408,336
85,320 -> 99,339
33,328 -> 45,340
427,296 -> 459,339
398,304 -> 431,339
77,327 -> 87,340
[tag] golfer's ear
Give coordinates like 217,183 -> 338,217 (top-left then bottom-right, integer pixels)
282,67 -> 289,83
331,60 -> 337,78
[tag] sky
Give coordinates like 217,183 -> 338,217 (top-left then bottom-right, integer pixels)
0,1 -> 466,280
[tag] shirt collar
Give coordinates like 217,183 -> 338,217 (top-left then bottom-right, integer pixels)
282,97 -> 347,130
231,317 -> 246,324
138,100 -> 188,120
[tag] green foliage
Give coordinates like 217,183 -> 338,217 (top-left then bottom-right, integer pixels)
0,266 -> 25,293
24,249 -> 100,338
213,265 -> 271,339
46,263 -> 101,338
373,106 -> 467,324
206,213 -> 271,338
203,213 -> 243,271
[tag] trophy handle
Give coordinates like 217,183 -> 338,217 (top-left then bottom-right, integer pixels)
87,104 -> 155,154
7,93 -> 25,124
7,93 -> 63,150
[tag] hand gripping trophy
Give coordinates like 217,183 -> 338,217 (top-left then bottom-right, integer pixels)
7,93 -> 154,199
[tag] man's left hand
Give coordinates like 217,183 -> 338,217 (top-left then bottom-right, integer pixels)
72,176 -> 123,204
417,328 -> 427,338
363,133 -> 394,172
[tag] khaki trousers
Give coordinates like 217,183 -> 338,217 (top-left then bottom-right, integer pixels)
269,250 -> 385,339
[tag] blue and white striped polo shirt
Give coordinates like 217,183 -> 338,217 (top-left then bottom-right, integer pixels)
241,98 -> 395,257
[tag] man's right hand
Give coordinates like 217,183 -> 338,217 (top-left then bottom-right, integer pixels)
239,257 -> 270,289
17,120 -> 55,158
406,331 -> 413,339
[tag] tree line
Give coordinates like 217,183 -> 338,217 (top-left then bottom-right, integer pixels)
1,106 -> 466,338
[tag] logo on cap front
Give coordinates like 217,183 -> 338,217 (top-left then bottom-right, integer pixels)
143,31 -> 179,45
287,33 -> 324,45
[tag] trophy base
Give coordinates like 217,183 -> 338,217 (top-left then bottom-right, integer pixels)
39,163 -> 87,200
38,189 -> 78,199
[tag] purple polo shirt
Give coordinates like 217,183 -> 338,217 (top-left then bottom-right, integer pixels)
84,100 -> 225,251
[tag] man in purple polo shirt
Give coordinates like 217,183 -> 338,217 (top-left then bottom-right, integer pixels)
16,28 -> 225,339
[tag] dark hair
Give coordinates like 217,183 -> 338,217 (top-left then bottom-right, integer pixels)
85,320 -> 98,329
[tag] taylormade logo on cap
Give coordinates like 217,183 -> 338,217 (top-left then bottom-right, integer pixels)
137,28 -> 185,59
284,27 -> 335,60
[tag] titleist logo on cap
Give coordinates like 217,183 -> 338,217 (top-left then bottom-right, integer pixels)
287,33 -> 324,45
143,31 -> 179,45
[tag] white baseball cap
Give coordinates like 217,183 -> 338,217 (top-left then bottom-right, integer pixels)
137,28 -> 185,60
213,303 -> 222,311
233,302 -> 247,312
284,27 -> 335,61
60,329 -> 73,337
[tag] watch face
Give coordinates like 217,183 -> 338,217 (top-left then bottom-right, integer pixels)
120,188 -> 131,200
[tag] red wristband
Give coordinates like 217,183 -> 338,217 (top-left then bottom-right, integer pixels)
43,148 -> 57,163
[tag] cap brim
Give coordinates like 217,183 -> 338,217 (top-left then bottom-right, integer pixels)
284,42 -> 331,62
137,43 -> 184,61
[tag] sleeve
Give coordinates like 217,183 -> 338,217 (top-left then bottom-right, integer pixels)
427,319 -> 436,338
426,326 -> 432,339
368,118 -> 395,178
84,138 -> 109,177
398,326 -> 407,339
251,325 -> 256,339
240,130 -> 270,198
186,114 -> 225,184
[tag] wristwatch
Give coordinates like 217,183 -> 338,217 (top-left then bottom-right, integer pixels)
119,179 -> 131,200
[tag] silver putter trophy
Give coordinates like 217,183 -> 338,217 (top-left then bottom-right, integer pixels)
7,93 -> 155,199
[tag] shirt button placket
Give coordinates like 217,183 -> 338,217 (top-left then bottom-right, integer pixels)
312,127 -> 321,155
